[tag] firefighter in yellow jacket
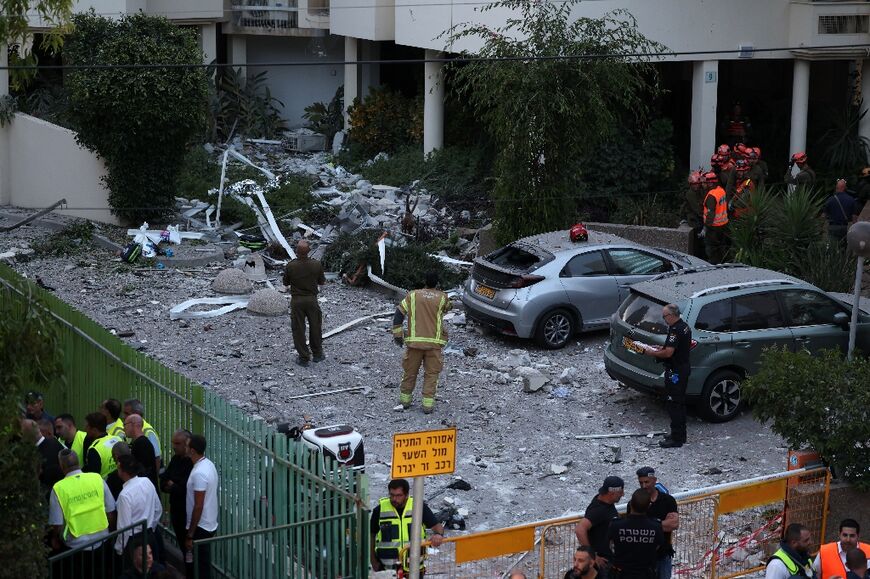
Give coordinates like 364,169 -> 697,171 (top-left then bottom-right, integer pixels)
392,271 -> 452,414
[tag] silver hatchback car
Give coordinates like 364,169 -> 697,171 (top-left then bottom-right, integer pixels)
461,229 -> 709,348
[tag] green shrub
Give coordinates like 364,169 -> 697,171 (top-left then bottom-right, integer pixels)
745,348 -> 870,488
348,87 -> 423,156
65,12 -> 209,223
31,220 -> 95,257
303,85 -> 344,143
322,231 -> 466,289
176,147 -> 221,200
357,147 -> 426,187
209,68 -> 287,141
608,193 -> 680,228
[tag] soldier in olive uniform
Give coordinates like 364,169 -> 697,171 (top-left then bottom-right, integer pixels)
283,240 -> 326,366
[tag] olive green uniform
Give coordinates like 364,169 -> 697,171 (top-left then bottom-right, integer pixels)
283,257 -> 326,361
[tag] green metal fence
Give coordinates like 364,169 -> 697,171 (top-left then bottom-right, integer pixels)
49,520 -> 149,579
0,263 -> 370,578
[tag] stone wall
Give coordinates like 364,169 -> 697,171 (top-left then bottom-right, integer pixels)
587,222 -> 695,254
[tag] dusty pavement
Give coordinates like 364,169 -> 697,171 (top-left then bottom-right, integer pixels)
0,209 -> 790,533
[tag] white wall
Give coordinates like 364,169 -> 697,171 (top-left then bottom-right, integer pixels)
8,114 -> 116,225
247,35 -> 344,128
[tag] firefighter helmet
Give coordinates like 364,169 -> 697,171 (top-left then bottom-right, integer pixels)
688,170 -> 703,185
570,223 -> 589,242
791,152 -> 808,164
717,144 -> 731,157
702,171 -> 719,184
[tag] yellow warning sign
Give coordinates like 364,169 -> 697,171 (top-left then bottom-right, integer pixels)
391,427 -> 457,479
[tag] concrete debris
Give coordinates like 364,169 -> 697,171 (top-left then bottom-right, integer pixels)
0,199 -> 66,233
0,247 -> 35,261
246,288 -> 288,316
211,268 -> 253,295
604,445 -> 622,464
505,349 -> 532,368
550,464 -> 569,475
559,367 -> 580,384
514,367 -> 548,393
233,253 -> 268,282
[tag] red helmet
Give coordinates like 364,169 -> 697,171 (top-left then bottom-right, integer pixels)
717,144 -> 731,157
710,153 -> 723,167
791,152 -> 807,164
734,143 -> 750,158
570,223 -> 589,243
752,147 -> 762,159
688,170 -> 703,185
702,171 -> 719,184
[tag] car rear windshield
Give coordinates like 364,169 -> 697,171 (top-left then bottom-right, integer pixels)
620,293 -> 670,335
485,244 -> 550,272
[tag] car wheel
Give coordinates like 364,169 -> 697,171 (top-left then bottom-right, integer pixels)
534,309 -> 575,349
699,370 -> 743,422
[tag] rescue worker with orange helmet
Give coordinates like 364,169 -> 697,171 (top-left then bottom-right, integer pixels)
700,171 -> 729,265
747,147 -> 768,191
784,152 -> 816,188
731,160 -> 752,220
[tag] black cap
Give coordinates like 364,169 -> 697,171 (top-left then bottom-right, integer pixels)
636,466 -> 656,478
598,476 -> 625,494
25,390 -> 43,403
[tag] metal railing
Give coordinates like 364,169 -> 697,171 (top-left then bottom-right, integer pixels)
49,520 -> 149,578
0,264 -> 370,578
399,466 -> 830,579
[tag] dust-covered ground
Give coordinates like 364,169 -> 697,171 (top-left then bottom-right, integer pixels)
0,208 -> 791,533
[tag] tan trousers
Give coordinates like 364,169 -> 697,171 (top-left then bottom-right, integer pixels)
291,296 -> 323,360
399,347 -> 443,409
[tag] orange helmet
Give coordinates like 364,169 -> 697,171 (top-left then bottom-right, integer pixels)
752,147 -> 762,159
717,144 -> 731,157
791,152 -> 808,164
734,143 -> 750,158
710,153 -> 724,167
688,170 -> 703,185
702,171 -> 719,184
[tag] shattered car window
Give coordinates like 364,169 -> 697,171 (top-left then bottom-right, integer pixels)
486,244 -> 545,272
620,293 -> 669,335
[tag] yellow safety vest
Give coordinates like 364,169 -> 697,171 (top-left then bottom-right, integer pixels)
374,497 -> 425,570
142,419 -> 161,457
108,418 -> 125,438
770,548 -> 814,579
88,435 -> 121,479
66,430 -> 87,464
53,472 -> 108,540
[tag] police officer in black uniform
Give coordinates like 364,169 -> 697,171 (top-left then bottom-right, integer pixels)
641,304 -> 692,448
609,489 -> 664,579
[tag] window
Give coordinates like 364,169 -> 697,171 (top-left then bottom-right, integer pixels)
487,244 -> 549,272
695,300 -> 733,332
606,249 -> 672,276
620,293 -> 670,335
732,293 -> 785,331
562,251 -> 609,277
780,290 -> 846,326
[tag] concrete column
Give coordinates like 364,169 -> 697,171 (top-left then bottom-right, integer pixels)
230,35 -> 247,68
860,60 -> 870,149
689,60 -> 719,171
360,40 -> 380,99
344,37 -> 358,127
423,49 -> 444,155
0,43 -> 10,206
201,23 -> 218,65
790,59 -> 810,157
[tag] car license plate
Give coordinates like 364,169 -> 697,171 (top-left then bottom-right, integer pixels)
475,284 -> 496,299
623,336 -> 643,354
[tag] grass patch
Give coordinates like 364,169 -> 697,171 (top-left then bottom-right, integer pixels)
31,221 -> 95,257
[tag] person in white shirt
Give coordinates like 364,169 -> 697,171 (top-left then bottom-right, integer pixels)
185,434 -> 219,579
114,454 -> 163,561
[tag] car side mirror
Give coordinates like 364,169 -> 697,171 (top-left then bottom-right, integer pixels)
833,312 -> 849,329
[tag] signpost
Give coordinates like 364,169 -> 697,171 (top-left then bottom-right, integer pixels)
391,427 -> 457,579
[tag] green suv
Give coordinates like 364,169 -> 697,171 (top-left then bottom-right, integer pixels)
604,264 -> 870,422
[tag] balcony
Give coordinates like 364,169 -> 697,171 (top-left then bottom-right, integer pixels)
224,0 -> 328,36
790,1 -> 870,59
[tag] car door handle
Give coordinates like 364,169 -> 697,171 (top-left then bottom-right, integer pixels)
735,340 -> 752,349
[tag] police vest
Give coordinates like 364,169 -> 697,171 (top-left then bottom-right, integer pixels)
770,548 -> 814,579
108,418 -> 125,438
703,187 -> 729,227
819,542 -> 870,579
375,497 -> 425,570
88,435 -> 121,479
53,472 -> 108,540
394,290 -> 450,347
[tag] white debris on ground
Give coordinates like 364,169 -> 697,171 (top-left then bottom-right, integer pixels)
0,148 -> 792,533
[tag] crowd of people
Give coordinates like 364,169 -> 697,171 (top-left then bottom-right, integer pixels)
682,136 -> 869,265
21,391 -> 220,579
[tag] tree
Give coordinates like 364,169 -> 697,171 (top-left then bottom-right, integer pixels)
447,1 -> 664,242
1,0 -> 74,90
0,272 -> 65,577
65,12 -> 209,223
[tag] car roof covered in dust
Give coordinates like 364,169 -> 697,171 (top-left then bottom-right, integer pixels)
513,229 -> 630,254
631,264 -> 807,303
